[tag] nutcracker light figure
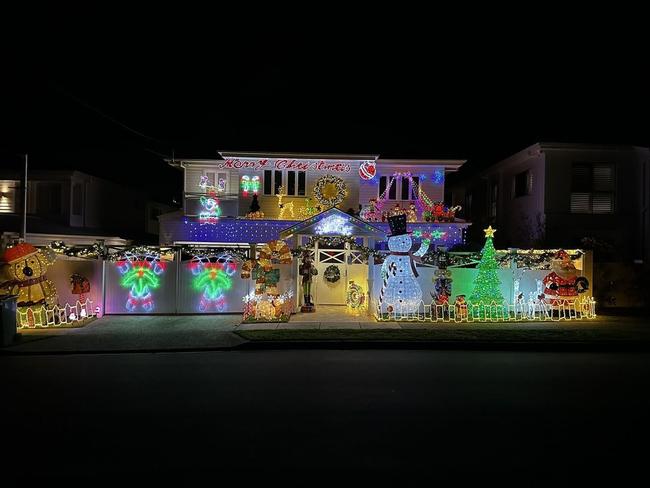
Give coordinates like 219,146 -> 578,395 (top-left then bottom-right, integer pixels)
299,251 -> 318,312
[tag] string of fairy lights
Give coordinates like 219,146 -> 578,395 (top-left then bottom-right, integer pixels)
42,240 -> 583,271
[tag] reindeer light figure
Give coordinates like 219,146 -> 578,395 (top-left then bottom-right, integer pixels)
276,185 -> 294,219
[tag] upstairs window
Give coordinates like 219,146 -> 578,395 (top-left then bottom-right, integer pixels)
263,170 -> 273,195
570,163 -> 615,214
297,171 -> 306,196
285,171 -> 306,196
489,183 -> 498,219
514,170 -> 532,197
37,182 -> 62,215
274,170 -> 282,195
465,191 -> 473,217
72,183 -> 83,216
378,176 -> 398,200
401,176 -> 420,200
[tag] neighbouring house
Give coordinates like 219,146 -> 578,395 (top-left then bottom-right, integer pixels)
0,169 -> 176,251
448,142 -> 650,308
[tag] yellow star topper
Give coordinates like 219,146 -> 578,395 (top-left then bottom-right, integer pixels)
483,225 -> 497,238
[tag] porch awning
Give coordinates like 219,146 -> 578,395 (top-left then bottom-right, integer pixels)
279,207 -> 386,240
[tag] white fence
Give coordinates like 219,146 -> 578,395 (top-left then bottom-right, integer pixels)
376,296 -> 597,322
17,299 -> 98,329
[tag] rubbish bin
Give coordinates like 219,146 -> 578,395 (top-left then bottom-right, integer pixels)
0,295 -> 19,347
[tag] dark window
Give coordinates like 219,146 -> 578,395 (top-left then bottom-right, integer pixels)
287,171 -> 296,195
274,170 -> 282,195
263,170 -> 272,195
37,182 -> 62,215
401,176 -> 420,200
490,183 -> 498,219
514,170 -> 531,197
51,185 -> 61,214
411,177 -> 419,199
379,176 -> 387,197
379,175 -> 398,200
401,177 -> 410,200
465,192 -> 473,217
570,163 -> 615,214
388,176 -> 397,200
297,171 -> 306,196
72,183 -> 83,216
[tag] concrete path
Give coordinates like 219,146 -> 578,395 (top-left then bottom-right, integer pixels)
4,315 -> 245,353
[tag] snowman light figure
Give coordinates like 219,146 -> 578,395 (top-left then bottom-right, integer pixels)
381,215 -> 425,315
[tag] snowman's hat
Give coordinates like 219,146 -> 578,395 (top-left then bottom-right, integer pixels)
388,214 -> 412,237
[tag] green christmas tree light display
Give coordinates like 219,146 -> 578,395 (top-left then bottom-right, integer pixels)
469,226 -> 504,314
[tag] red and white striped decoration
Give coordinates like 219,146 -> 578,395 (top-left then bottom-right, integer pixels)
378,262 -> 397,313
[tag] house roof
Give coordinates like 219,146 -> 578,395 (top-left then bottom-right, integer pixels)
377,159 -> 466,171
279,207 -> 386,239
218,151 -> 379,161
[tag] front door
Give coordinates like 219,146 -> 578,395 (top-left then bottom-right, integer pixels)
315,247 -> 347,305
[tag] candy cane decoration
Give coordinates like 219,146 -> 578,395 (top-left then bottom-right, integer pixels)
378,261 -> 397,315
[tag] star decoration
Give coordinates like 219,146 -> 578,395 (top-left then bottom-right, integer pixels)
483,226 -> 497,238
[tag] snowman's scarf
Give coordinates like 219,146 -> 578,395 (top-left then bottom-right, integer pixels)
390,251 -> 419,278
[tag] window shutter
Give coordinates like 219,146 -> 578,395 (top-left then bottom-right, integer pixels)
570,192 -> 591,213
592,193 -> 613,214
571,164 -> 592,192
593,165 -> 614,191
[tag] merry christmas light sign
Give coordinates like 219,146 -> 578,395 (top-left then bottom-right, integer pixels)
211,158 -> 364,173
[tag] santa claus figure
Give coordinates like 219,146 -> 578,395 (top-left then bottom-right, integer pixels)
543,250 -> 589,305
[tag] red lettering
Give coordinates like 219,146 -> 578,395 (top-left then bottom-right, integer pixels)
221,158 -> 350,172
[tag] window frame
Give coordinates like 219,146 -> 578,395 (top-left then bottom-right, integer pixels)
72,182 -> 83,216
570,162 -> 616,214
513,170 -> 532,198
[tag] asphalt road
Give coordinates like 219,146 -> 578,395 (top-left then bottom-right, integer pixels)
2,350 -> 649,482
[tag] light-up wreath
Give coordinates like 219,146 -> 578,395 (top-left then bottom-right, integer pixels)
324,265 -> 341,283
313,175 -> 347,208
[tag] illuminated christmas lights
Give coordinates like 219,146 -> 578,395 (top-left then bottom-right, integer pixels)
315,215 -> 353,236
346,280 -> 366,313
380,216 -> 424,315
189,255 -> 236,312
432,168 -> 445,185
359,161 -> 376,180
240,175 -> 260,196
116,255 -> 166,312
313,175 -> 347,208
469,226 -> 504,314
276,185 -> 295,220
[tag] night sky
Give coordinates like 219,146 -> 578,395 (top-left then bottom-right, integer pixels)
4,19 -> 648,205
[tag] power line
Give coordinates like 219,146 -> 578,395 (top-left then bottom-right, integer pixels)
54,86 -> 174,158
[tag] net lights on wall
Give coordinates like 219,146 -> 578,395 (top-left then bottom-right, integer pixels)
315,215 -> 353,236
183,218 -> 292,244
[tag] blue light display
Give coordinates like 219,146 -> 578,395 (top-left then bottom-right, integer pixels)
175,217 -> 467,248
433,169 -> 445,185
